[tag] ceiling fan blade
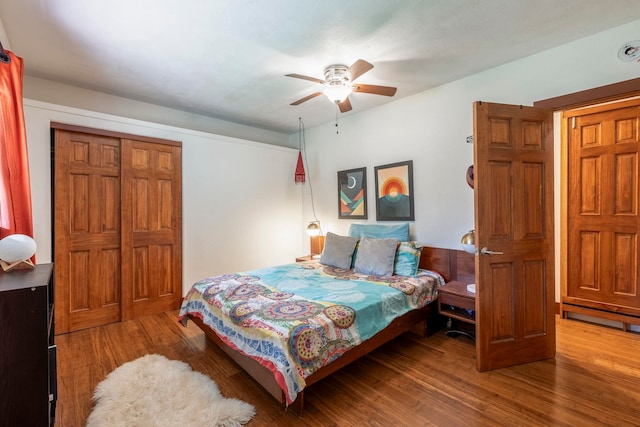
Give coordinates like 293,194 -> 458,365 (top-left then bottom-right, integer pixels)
348,59 -> 373,81
338,97 -> 352,113
285,73 -> 325,85
290,92 -> 323,106
353,84 -> 397,97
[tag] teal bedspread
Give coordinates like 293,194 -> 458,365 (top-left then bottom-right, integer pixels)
179,261 -> 444,404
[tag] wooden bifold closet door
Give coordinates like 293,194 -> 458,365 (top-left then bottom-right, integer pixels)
564,98 -> 640,321
53,125 -> 182,334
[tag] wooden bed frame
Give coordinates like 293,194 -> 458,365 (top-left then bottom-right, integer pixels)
186,246 -> 474,415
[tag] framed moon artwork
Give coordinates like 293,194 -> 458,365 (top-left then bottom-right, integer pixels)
337,167 -> 368,219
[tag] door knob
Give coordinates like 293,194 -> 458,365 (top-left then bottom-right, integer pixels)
480,247 -> 504,255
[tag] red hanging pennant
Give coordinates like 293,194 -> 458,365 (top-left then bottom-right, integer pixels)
294,151 -> 306,183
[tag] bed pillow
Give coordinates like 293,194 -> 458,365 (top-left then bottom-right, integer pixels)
320,232 -> 359,270
348,223 -> 410,241
353,237 -> 398,276
350,239 -> 361,269
394,241 -> 423,276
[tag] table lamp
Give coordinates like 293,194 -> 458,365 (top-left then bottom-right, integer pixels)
460,230 -> 476,293
306,221 -> 325,256
460,230 -> 476,254
0,234 -> 37,271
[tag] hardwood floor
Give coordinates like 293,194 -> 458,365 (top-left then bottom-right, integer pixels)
55,311 -> 640,426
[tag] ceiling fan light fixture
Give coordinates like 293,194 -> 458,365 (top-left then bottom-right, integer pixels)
323,84 -> 352,103
287,59 -> 396,111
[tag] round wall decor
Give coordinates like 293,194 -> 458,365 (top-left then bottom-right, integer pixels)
466,165 -> 474,189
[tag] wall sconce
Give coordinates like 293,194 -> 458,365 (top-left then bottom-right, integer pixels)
0,234 -> 37,271
460,230 -> 476,254
306,221 -> 325,256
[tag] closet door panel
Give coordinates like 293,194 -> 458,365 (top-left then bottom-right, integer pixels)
565,101 -> 640,317
157,244 -> 174,296
133,177 -> 150,230
54,130 -> 122,333
121,139 -> 182,321
133,246 -> 150,300
613,233 -> 637,296
159,179 -> 174,230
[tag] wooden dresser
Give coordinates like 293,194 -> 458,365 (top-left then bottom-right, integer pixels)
0,263 -> 56,426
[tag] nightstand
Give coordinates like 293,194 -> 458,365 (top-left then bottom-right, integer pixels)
438,280 -> 476,339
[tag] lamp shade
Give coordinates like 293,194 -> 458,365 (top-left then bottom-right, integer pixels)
0,234 -> 37,262
460,230 -> 476,254
306,221 -> 321,236
323,84 -> 352,103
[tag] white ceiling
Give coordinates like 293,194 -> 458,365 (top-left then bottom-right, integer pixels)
1,0 -> 640,135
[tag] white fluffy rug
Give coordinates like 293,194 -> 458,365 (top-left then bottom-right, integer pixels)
86,354 -> 255,427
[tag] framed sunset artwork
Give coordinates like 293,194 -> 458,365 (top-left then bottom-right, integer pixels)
374,160 -> 414,221
338,167 -> 367,219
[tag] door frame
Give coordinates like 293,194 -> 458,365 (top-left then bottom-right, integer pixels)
533,77 -> 640,321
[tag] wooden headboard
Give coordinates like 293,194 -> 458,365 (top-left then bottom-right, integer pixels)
418,246 -> 475,283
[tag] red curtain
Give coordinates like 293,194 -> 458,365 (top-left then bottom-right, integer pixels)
0,50 -> 34,240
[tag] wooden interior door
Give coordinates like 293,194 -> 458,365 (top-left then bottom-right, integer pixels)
565,99 -> 640,315
54,130 -> 121,333
473,102 -> 555,371
121,139 -> 182,321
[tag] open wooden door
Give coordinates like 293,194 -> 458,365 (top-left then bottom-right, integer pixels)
473,102 -> 555,371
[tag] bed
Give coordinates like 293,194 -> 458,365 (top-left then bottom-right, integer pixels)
179,225 -> 471,414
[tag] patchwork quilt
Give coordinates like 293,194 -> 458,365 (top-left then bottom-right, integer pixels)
178,261 -> 444,404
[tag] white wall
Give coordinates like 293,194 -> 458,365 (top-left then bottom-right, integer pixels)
24,100 -> 303,293
23,76 -> 292,148
0,16 -> 10,50
297,19 -> 640,301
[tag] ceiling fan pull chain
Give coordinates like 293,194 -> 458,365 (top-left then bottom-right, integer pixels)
335,104 -> 340,134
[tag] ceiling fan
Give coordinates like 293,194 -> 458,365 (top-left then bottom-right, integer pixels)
286,59 -> 397,113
